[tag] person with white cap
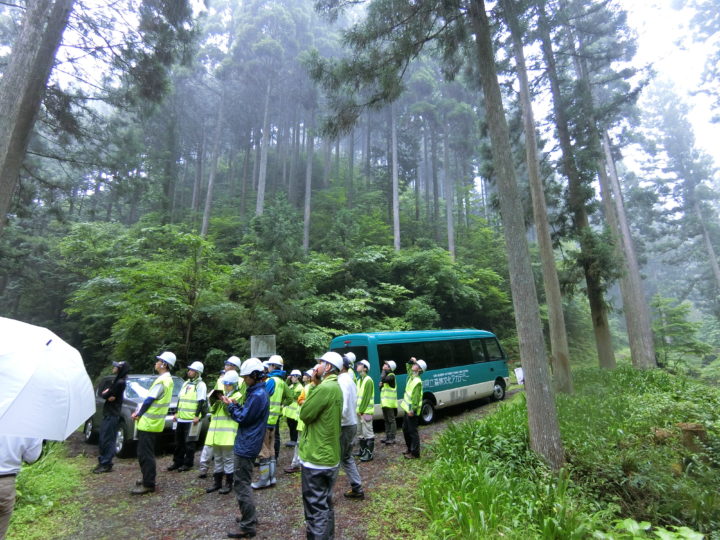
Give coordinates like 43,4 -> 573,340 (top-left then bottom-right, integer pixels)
94,360 -> 130,474
283,369 -> 303,447
130,351 -> 176,495
168,361 -> 207,472
252,354 -> 290,489
198,355 -> 243,479
224,358 -> 269,539
355,358 -> 376,462
299,352 -> 343,539
379,360 -> 398,445
401,357 -> 427,459
205,369 -> 244,495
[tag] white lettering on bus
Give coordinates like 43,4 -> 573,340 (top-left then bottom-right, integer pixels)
423,369 -> 470,389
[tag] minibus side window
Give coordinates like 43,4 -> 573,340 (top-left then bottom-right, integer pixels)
469,339 -> 487,363
483,338 -> 505,362
423,340 -> 455,370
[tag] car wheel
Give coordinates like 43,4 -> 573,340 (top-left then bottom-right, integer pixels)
420,399 -> 435,425
116,421 -> 135,458
493,381 -> 506,401
84,418 -> 98,444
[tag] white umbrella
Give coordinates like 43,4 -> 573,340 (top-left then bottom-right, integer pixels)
0,317 -> 95,440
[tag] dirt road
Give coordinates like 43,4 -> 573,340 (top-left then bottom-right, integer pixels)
64,391 -> 517,539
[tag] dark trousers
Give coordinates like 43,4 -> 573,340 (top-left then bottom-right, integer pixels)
382,407 -> 397,441
274,425 -> 280,459
287,418 -> 298,443
403,414 -> 420,457
98,414 -> 120,466
137,430 -> 158,487
173,422 -> 196,467
301,466 -> 338,540
233,456 -> 257,533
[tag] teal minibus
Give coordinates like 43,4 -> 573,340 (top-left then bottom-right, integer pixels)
329,329 -> 510,424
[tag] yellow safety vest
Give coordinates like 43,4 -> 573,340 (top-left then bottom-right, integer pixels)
176,378 -> 203,420
400,375 -> 423,415
297,382 -> 314,432
283,381 -> 302,421
268,376 -> 286,426
356,374 -> 375,415
380,373 -> 397,408
205,388 -> 242,446
137,374 -> 174,433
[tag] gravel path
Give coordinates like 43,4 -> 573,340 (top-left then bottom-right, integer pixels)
65,390 -> 518,540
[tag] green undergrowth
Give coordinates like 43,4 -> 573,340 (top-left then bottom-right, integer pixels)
365,453 -> 431,540
8,442 -> 84,539
418,367 -> 720,539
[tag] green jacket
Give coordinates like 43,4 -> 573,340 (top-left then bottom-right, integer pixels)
298,374 -> 342,467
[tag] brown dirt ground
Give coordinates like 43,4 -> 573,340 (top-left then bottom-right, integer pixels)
63,389 -> 518,540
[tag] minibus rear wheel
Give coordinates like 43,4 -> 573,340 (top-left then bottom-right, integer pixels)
420,399 -> 435,424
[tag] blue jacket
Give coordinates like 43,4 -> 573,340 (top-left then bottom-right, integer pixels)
265,369 -> 286,395
228,380 -> 270,458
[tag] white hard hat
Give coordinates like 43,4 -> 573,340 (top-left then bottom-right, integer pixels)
290,369 -> 302,377
416,359 -> 427,372
304,369 -> 314,378
357,359 -> 370,371
188,361 -> 204,374
239,358 -> 264,377
263,360 -> 271,370
320,351 -> 343,371
384,360 -> 397,372
267,354 -> 284,367
221,370 -> 240,385
224,356 -> 242,369
156,351 -> 176,367
345,352 -> 356,363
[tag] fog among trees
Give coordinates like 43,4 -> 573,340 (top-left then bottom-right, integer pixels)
1,0 -> 719,468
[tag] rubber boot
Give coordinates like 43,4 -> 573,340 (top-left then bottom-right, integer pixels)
251,459 -> 272,490
360,439 -> 374,462
353,439 -> 365,457
206,472 -> 223,493
219,472 -> 234,494
269,458 -> 277,486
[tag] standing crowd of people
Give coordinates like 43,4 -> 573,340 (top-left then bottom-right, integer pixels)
94,349 -> 428,539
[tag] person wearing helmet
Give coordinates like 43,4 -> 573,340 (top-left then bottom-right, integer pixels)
168,361 -> 207,473
379,360 -> 398,445
338,353 -> 365,499
400,357 -> 426,459
354,359 -> 376,462
299,352 -> 343,540
283,369 -> 315,474
94,360 -> 130,474
223,358 -> 269,539
198,356 -> 244,479
343,352 -> 357,384
282,369 -> 303,448
204,369 -> 244,494
252,354 -> 291,489
130,351 -> 176,494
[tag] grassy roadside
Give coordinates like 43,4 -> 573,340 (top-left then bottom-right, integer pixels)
414,367 -> 717,539
7,442 -> 86,540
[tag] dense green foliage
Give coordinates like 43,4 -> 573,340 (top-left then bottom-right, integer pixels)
419,368 -> 720,538
3,194 -> 514,376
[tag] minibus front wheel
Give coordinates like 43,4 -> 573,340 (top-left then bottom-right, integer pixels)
493,379 -> 506,401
